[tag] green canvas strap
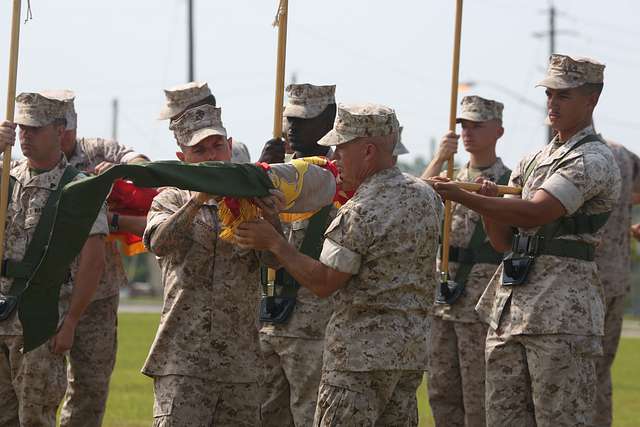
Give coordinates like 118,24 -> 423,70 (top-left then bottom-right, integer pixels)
452,169 -> 511,286
521,133 -> 603,186
511,133 -> 611,262
279,205 -> 333,298
3,166 -> 80,295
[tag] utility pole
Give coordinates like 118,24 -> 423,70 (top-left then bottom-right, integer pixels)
111,98 -> 119,141
187,0 -> 195,81
547,4 -> 555,143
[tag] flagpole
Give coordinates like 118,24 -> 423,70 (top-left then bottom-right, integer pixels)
439,0 -> 463,294
0,0 -> 23,263
272,0 -> 289,139
268,0 -> 289,284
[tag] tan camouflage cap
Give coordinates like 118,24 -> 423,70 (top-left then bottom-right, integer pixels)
159,81 -> 212,120
393,126 -> 409,156
456,95 -> 504,123
318,103 -> 399,147
283,83 -> 336,119
14,92 -> 68,127
40,89 -> 77,130
537,54 -> 605,90
169,104 -> 227,147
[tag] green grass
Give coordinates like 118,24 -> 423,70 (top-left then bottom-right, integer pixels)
101,313 -> 640,427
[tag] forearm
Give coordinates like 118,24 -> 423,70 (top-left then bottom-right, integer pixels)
270,237 -> 336,298
66,237 -> 106,326
148,197 -> 202,256
481,216 -> 513,253
127,155 -> 149,164
116,214 -> 147,236
457,192 -> 556,229
421,158 -> 446,180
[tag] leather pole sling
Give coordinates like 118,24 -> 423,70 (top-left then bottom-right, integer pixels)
260,204 -> 332,323
0,166 -> 80,321
449,169 -> 511,288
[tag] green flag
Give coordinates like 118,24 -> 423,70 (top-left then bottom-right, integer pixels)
20,161 -> 274,351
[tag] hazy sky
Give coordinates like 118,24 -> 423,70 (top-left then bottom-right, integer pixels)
1,0 -> 639,169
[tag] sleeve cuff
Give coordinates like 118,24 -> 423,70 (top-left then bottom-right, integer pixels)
121,151 -> 146,164
319,238 -> 361,274
540,173 -> 584,215
89,206 -> 110,236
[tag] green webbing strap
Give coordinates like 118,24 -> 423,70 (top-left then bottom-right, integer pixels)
518,133 -> 611,261
3,166 -> 80,293
452,170 -> 511,286
521,133 -> 604,186
280,204 -> 333,298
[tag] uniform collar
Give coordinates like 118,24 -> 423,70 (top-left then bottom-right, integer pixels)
17,154 -> 70,190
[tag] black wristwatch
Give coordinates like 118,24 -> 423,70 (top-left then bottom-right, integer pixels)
110,213 -> 120,233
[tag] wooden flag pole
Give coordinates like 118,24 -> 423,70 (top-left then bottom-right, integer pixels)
268,0 -> 289,284
426,179 -> 522,196
0,0 -> 23,263
440,0 -> 464,284
272,0 -> 289,139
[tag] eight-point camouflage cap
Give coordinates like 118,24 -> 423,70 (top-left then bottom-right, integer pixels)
283,83 -> 336,119
169,104 -> 227,147
456,95 -> 504,123
318,103 -> 399,147
393,126 -> 409,156
40,89 -> 77,130
159,81 -> 212,120
14,92 -> 68,127
537,54 -> 605,90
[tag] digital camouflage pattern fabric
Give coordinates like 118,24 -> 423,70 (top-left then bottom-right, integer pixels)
260,206 -> 338,426
456,95 -> 504,123
593,141 -> 640,426
537,54 -> 605,89
318,103 -> 400,147
142,188 -> 262,383
476,125 -> 621,336
283,83 -> 336,119
319,167 -> 441,372
1,156 -> 107,425
314,370 -> 423,426
428,158 -> 510,427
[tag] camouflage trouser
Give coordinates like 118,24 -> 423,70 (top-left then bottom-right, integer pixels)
0,335 -> 67,427
427,317 -> 487,427
594,294 -> 626,427
313,369 -> 422,426
152,374 -> 260,426
260,334 -> 323,427
60,294 -> 118,427
485,328 -> 601,427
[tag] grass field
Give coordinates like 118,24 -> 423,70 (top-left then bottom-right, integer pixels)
101,313 -> 640,427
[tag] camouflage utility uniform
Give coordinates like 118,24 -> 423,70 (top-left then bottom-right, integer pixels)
593,141 -> 640,426
476,124 -> 621,427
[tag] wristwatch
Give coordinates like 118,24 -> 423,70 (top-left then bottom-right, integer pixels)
109,213 -> 120,233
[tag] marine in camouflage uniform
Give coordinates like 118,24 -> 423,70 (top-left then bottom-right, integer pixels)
422,96 -> 509,427
258,84 -> 337,427
143,104 -> 280,426
434,54 -> 622,427
593,141 -> 640,426
159,81 -> 251,163
235,104 -> 443,426
0,93 -> 108,426
40,91 -> 150,427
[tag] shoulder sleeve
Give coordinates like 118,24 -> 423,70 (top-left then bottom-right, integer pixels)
89,204 -> 109,236
539,150 -> 612,215
627,148 -> 640,193
96,138 -> 147,164
319,206 -> 371,274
